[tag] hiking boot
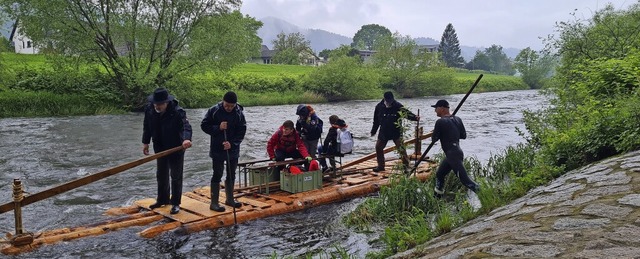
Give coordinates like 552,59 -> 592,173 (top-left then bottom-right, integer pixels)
149,201 -> 167,209
210,203 -> 225,212
434,186 -> 444,198
372,167 -> 384,172
170,205 -> 180,214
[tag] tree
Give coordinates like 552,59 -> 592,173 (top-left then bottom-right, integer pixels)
514,47 -> 556,89
351,24 -> 392,50
465,50 -> 491,71
318,49 -> 331,60
0,0 -> 261,108
271,32 -> 312,65
372,32 -> 440,97
484,45 -> 515,75
466,45 -> 514,75
438,23 -> 464,68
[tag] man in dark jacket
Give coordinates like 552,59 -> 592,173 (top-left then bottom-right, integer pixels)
370,91 -> 419,172
142,88 -> 193,214
431,99 -> 479,197
201,91 -> 247,212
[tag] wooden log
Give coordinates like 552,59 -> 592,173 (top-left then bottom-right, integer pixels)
0,146 -> 184,214
340,133 -> 432,169
1,214 -> 164,255
138,221 -> 182,238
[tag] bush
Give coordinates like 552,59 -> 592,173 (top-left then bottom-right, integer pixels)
302,56 -> 381,101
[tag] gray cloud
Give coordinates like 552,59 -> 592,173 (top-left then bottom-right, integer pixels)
241,0 -> 635,50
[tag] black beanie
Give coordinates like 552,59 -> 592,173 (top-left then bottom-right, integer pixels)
223,91 -> 238,103
383,91 -> 394,102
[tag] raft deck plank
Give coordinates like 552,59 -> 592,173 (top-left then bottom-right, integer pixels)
180,196 -> 231,217
134,198 -> 203,223
342,178 -> 369,185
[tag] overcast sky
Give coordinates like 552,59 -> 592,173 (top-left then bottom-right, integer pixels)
241,0 -> 636,50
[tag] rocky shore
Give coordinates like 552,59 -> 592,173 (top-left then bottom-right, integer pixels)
394,150 -> 640,258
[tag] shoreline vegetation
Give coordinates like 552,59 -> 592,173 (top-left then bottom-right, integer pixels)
0,53 -> 527,118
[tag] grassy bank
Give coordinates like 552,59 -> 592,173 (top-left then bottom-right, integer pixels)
0,53 -> 527,118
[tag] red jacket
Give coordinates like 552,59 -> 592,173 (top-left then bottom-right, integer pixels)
267,126 -> 309,159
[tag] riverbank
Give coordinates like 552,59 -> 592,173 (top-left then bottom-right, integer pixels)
0,54 -> 527,118
393,150 -> 640,258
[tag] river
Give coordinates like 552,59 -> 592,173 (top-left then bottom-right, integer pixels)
0,89 -> 547,258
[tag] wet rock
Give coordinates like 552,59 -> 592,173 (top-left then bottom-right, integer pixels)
513,230 -> 575,242
488,244 -> 563,257
581,185 -> 631,196
534,207 -> 572,219
459,220 -> 495,235
581,203 -> 633,219
604,225 -> 640,243
575,247 -> 640,258
618,194 -> 640,207
552,217 -> 610,230
556,195 -> 599,207
526,189 -> 575,205
590,171 -> 632,186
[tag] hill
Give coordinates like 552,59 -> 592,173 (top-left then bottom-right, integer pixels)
257,17 -> 521,61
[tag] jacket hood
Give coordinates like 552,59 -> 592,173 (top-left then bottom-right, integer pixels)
296,104 -> 309,117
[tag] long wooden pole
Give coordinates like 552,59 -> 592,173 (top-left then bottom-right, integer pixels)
0,146 -> 184,214
410,74 -> 483,174
340,133 -> 432,169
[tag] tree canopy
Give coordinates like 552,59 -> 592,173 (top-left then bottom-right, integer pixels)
513,47 -> 556,89
351,24 -> 392,50
372,32 -> 440,97
466,45 -> 514,75
0,0 -> 262,108
271,32 -> 312,65
438,23 -> 464,68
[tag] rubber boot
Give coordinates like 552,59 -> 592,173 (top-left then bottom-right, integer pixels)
209,184 -> 225,212
225,185 -> 242,208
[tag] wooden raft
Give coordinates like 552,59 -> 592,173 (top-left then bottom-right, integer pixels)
1,134 -> 435,255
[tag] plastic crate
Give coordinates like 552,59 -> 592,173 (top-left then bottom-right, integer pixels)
280,169 -> 322,193
248,168 -> 280,186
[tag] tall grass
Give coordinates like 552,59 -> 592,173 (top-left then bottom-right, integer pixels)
0,91 -> 121,117
344,142 -> 564,258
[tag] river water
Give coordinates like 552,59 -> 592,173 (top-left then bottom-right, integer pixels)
0,89 -> 547,258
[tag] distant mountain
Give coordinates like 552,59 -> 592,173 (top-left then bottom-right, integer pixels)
257,17 -> 521,60
257,16 -> 351,53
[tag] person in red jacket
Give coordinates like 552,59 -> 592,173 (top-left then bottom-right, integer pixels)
267,120 -> 312,173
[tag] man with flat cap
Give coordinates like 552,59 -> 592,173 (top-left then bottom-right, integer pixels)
142,88 -> 193,214
370,91 -> 420,172
430,99 -> 479,197
201,91 -> 247,212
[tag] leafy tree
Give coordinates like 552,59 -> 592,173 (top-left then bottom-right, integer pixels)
372,32 -> 440,97
0,0 -> 261,108
465,50 -> 491,71
465,45 -> 514,75
514,47 -> 556,89
438,23 -> 464,68
484,45 -> 515,75
303,56 -> 380,101
271,32 -> 312,65
318,49 -> 331,60
351,24 -> 392,50
524,2 -> 640,170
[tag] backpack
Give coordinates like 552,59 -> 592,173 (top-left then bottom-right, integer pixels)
336,128 -> 353,155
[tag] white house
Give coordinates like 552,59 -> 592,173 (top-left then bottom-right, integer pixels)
9,20 -> 39,54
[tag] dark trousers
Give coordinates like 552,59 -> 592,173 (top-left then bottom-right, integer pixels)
375,138 -> 409,169
275,149 -> 308,171
155,151 -> 184,206
211,156 -> 239,186
435,148 -> 478,190
317,145 -> 336,169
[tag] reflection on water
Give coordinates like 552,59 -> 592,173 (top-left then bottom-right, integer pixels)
0,89 -> 546,257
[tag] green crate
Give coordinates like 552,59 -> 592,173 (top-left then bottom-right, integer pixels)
249,168 -> 280,186
280,169 -> 323,193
